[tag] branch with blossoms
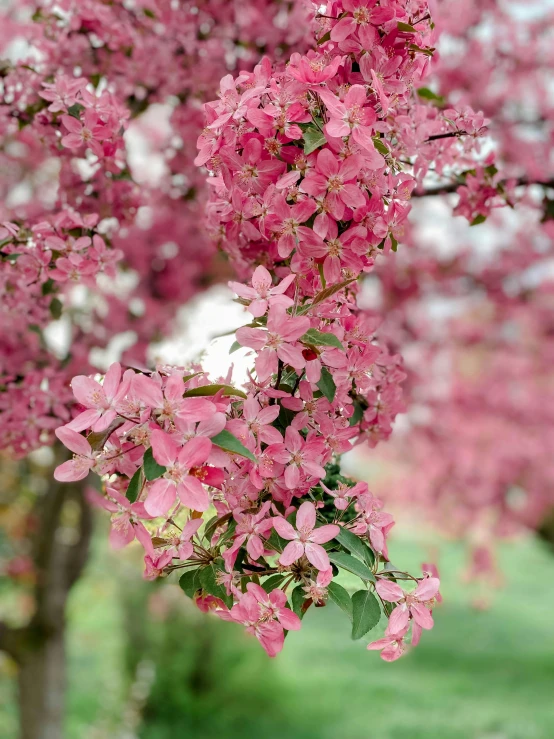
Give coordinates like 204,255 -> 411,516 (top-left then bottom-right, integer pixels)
50,0 -> 509,661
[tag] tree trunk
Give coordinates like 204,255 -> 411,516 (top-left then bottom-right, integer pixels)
0,445 -> 92,739
18,628 -> 66,739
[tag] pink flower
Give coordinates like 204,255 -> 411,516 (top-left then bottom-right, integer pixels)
330,0 -> 395,45
225,583 -> 300,657
144,431 -> 213,517
375,576 -> 441,633
300,149 -> 365,221
273,501 -> 339,570
288,52 -> 345,86
60,111 -> 110,150
272,426 -> 326,490
367,627 -> 409,662
86,486 -> 154,555
236,308 -> 310,382
229,265 -> 295,317
265,195 -> 322,259
67,362 -> 131,433
224,501 -> 274,563
319,86 -> 383,158
40,76 -> 85,112
54,427 -> 95,481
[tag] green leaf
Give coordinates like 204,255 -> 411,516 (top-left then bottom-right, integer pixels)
470,214 -> 487,227
41,278 -> 55,296
179,569 -> 201,598
295,278 -> 357,315
327,581 -> 353,621
317,367 -> 336,403
349,402 -> 364,427
390,234 -> 399,252
229,340 -> 241,354
317,30 -> 331,45
328,552 -> 375,583
351,590 -> 381,640
336,527 -> 372,564
126,468 -> 143,503
372,136 -> 389,156
262,574 -> 286,593
49,297 -> 63,320
301,328 -> 344,351
200,564 -> 233,607
397,21 -> 417,32
183,383 -> 246,399
303,126 -> 327,155
87,418 -> 125,451
210,429 -> 257,463
143,447 -> 166,481
291,586 -> 306,619
417,87 -> 445,105
67,102 -> 85,119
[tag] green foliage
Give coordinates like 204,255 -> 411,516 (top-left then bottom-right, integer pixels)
328,552 -> 375,583
125,468 -> 143,503
350,590 -> 380,640
301,328 -> 344,350
143,447 -> 166,481
303,127 -> 327,155
327,581 -> 353,621
210,430 -> 257,463
316,367 -> 336,402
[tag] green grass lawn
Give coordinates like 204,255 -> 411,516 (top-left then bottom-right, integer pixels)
2,528 -> 554,739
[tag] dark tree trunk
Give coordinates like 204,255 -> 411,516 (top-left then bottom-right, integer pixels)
18,629 -> 66,739
0,446 -> 92,739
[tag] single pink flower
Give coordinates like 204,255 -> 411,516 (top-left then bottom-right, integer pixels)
54,427 -> 95,481
144,431 -> 213,517
236,308 -> 310,382
67,362 -> 131,433
375,576 -> 441,633
319,86 -> 383,160
273,501 -> 339,570
229,265 -> 295,317
367,627 -> 409,662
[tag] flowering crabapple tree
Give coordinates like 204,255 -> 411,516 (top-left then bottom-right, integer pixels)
0,0 -> 509,735
0,1 -> 312,736
52,0 -> 505,671
361,0 -> 554,594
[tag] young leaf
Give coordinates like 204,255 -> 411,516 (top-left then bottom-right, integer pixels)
183,384 -> 247,399
336,527 -> 371,564
200,564 -> 233,608
229,340 -> 241,354
417,87 -> 445,105
328,552 -> 376,583
372,136 -> 389,156
303,127 -> 327,155
262,574 -> 286,593
351,590 -> 381,640
179,569 -> 201,598
327,581 -> 353,621
317,367 -> 336,403
126,468 -> 143,503
49,297 -> 63,319
87,418 -> 126,451
301,328 -> 344,350
210,429 -> 257,463
143,447 -> 167,481
397,21 -> 417,32
470,214 -> 487,226
291,585 -> 306,619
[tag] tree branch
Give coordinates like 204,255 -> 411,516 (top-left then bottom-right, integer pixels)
412,177 -> 554,198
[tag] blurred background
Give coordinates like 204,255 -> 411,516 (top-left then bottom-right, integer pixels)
2,0 -> 554,737
3,467 -> 554,739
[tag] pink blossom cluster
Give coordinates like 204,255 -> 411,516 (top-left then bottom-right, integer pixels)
54,347 -> 439,658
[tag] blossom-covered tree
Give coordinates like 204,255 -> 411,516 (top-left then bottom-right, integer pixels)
366,0 -> 554,593
0,0 -> 516,736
